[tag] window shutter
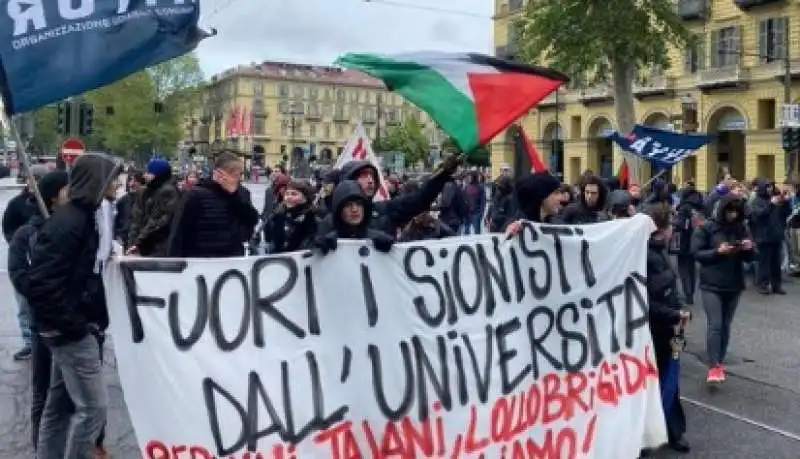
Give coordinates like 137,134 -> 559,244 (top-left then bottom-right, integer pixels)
698,36 -> 706,69
684,45 -> 692,72
759,20 -> 768,61
709,31 -> 718,68
780,17 -> 789,59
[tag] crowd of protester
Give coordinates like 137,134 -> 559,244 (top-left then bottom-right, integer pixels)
2,150 -> 799,457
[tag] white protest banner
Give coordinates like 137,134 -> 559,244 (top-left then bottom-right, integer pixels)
336,123 -> 391,201
104,214 -> 666,459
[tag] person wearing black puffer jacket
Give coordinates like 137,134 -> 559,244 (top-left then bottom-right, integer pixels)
263,180 -> 317,254
315,180 -> 394,254
643,204 -> 692,456
748,179 -> 791,295
167,152 -> 259,258
691,194 -> 755,385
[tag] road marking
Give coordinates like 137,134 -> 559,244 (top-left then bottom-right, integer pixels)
682,396 -> 800,442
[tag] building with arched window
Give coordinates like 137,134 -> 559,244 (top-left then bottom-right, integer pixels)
492,0 -> 798,190
185,61 -> 445,170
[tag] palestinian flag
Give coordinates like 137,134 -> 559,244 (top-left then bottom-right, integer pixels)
334,51 -> 569,154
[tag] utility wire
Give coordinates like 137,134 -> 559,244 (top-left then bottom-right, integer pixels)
204,0 -> 491,23
363,0 -> 490,19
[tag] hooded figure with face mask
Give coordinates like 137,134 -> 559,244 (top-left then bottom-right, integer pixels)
26,153 -> 121,459
315,180 -> 394,255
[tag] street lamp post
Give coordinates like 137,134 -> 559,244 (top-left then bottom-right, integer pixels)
282,102 -> 304,176
681,93 -> 698,183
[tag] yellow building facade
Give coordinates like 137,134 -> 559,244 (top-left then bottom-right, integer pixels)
492,0 -> 800,190
186,61 -> 442,170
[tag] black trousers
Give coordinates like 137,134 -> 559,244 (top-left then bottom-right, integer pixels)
756,242 -> 783,290
653,333 -> 686,443
676,255 -> 696,302
31,333 -> 106,451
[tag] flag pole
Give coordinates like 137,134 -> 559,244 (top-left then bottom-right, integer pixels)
0,109 -> 49,217
642,168 -> 669,189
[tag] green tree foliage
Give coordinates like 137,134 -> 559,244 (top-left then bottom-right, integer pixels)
28,108 -> 59,154
440,137 -> 490,167
83,72 -> 167,160
515,0 -> 691,181
26,53 -> 205,162
375,116 -> 430,168
149,53 -> 206,118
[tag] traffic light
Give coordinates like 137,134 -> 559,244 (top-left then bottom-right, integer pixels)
57,101 -> 72,135
78,103 -> 94,136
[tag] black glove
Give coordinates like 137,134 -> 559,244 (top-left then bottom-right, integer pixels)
315,233 -> 338,255
370,233 -> 394,253
440,153 -> 463,174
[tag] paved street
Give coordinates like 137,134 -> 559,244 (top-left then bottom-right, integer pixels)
1,184 -> 800,458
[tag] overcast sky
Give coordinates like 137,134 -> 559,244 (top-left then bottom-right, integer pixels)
195,0 -> 493,77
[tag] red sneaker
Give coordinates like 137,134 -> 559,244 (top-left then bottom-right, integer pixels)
94,446 -> 109,459
706,366 -> 724,384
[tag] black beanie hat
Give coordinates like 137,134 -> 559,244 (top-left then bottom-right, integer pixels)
37,171 -> 69,209
515,172 -> 561,222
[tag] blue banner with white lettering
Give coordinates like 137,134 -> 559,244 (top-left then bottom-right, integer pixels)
606,124 -> 711,170
0,0 -> 209,115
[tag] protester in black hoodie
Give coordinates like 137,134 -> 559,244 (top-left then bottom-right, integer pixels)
316,180 -> 394,254
7,171 -> 94,453
314,168 -> 340,218
643,204 -> 691,455
673,184 -> 705,304
555,174 -> 608,224
127,159 -> 180,256
487,176 -> 515,232
168,152 -> 259,258
691,195 -> 754,385
27,153 -> 121,459
504,172 -> 563,237
327,155 -> 459,236
2,164 -> 49,242
607,190 -> 634,219
263,180 -> 317,253
114,171 -> 145,247
749,179 -> 790,294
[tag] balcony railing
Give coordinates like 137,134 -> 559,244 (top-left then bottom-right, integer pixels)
633,75 -> 674,97
678,0 -> 708,21
333,113 -> 349,122
696,64 -> 749,90
579,85 -> 613,104
305,111 -> 321,120
735,0 -> 784,10
751,58 -> 800,80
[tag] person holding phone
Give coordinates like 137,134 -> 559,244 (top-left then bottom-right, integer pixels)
691,194 -> 755,384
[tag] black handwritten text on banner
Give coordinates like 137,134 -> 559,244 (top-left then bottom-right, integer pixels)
104,214 -> 667,459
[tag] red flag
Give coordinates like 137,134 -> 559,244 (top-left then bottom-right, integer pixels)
517,125 -> 548,173
228,106 -> 239,137
242,108 -> 251,136
618,158 -> 630,189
